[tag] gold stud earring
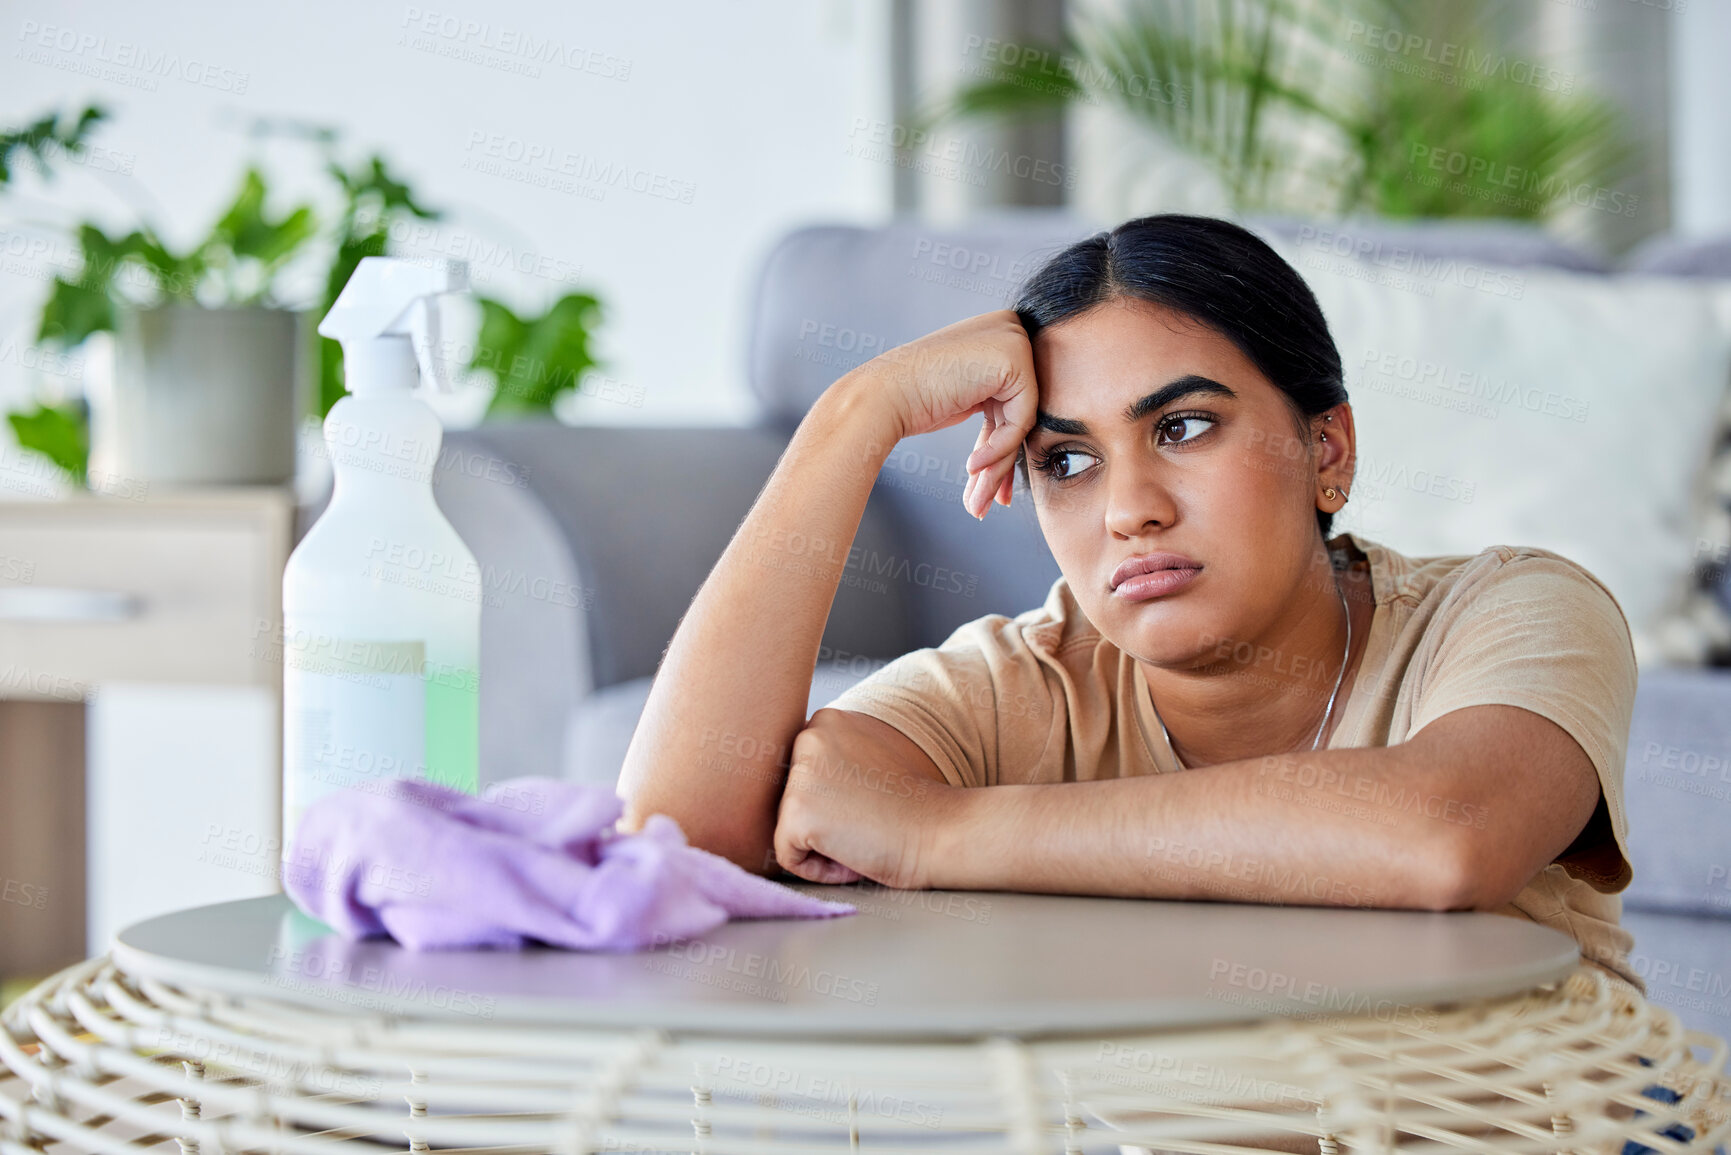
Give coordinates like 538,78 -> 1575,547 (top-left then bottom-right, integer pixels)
1323,486 -> 1338,500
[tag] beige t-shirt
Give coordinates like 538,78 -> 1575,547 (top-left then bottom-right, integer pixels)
827,531 -> 1643,990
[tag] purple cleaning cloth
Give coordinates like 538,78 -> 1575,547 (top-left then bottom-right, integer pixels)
281,776 -> 854,951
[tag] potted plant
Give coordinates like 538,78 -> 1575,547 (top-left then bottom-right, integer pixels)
1,107 -> 610,492
35,168 -> 317,487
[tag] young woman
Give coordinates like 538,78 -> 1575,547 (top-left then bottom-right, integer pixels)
616,214 -> 1641,989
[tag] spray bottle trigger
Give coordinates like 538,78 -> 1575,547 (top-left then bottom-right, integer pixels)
404,261 -> 468,393
408,298 -> 448,393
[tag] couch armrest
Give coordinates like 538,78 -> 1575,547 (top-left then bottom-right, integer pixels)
1621,665 -> 1731,915
435,423 -> 922,781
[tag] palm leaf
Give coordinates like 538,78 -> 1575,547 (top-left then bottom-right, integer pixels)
936,0 -> 1628,223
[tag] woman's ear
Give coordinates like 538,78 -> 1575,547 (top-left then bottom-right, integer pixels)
1312,405 -> 1356,499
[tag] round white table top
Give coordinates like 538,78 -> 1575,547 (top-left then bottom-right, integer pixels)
112,884 -> 1581,1039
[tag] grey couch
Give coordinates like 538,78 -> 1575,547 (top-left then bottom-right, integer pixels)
430,210 -> 1731,1041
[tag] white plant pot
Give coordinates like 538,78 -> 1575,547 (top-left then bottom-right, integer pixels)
99,305 -> 302,487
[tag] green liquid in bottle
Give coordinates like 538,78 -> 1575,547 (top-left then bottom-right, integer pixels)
425,665 -> 480,793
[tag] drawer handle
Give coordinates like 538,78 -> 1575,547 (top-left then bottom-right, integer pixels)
0,587 -> 145,622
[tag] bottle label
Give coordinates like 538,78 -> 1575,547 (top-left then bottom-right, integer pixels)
282,638 -> 480,851
283,638 -> 426,849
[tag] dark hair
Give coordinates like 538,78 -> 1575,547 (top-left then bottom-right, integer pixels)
1012,214 -> 1348,540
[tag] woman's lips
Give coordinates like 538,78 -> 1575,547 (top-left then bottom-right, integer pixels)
1112,566 -> 1201,601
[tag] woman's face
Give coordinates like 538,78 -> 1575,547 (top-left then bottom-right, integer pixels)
1024,296 -> 1347,669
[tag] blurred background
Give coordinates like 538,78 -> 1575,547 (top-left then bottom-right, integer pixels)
4,0 -> 1731,1037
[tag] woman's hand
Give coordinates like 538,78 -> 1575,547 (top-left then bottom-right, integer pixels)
836,309 -> 1040,521
771,736 -> 960,889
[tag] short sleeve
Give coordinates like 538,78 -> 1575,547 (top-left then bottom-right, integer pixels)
1410,552 -> 1639,892
820,613 -> 1058,789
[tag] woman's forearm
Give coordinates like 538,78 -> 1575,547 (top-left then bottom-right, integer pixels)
932,745 -> 1479,909
616,377 -> 902,872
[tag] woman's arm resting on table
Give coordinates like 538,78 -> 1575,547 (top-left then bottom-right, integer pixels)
612,385 -> 895,872
780,702 -> 1603,910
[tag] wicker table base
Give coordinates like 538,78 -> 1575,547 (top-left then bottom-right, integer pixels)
3,956 -> 1727,1155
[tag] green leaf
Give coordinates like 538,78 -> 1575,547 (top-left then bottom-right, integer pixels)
324,231 -> 388,309
356,155 -> 440,220
470,294 -> 604,419
330,154 -> 441,238
195,166 -> 319,303
36,276 -> 115,348
924,42 -> 1083,134
74,223 -> 150,285
6,403 -> 88,483
35,223 -> 154,346
133,235 -> 202,299
212,167 -> 318,266
0,103 -> 107,187
1353,56 -> 1630,221
212,168 -> 268,242
471,299 -> 529,373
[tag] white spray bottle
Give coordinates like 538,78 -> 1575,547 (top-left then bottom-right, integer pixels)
281,257 -> 481,852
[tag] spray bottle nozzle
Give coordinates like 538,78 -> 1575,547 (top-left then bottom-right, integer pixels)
318,257 -> 471,396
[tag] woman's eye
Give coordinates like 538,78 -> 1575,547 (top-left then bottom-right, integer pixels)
1158,414 -> 1215,445
1045,450 -> 1099,480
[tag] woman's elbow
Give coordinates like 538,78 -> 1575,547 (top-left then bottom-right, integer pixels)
628,797 -> 778,876
1412,829 -> 1527,912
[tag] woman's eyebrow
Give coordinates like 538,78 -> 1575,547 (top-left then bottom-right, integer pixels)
1032,374 -> 1239,436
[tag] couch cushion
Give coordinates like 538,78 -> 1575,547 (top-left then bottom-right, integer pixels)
1624,234 -> 1731,279
863,420 -> 1066,645
1621,666 -> 1731,916
1249,215 -> 1612,273
746,213 -> 1089,641
1621,909 -> 1731,1042
746,210 -> 1099,426
453,423 -> 921,691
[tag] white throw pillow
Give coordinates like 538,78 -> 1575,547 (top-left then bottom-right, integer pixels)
1259,226 -> 1731,668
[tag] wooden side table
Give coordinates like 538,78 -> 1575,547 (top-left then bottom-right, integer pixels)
0,489 -> 292,981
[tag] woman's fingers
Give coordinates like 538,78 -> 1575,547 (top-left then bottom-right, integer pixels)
965,456 -> 1017,519
775,778 -> 864,883
960,349 -> 1038,519
775,830 -> 861,884
965,374 -> 1036,470
802,852 -> 863,885
962,414 -> 993,515
964,426 -> 1028,517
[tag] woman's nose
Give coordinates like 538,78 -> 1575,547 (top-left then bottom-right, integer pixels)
1102,460 -> 1179,538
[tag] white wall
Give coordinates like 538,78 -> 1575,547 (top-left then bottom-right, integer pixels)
0,0 -> 894,436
